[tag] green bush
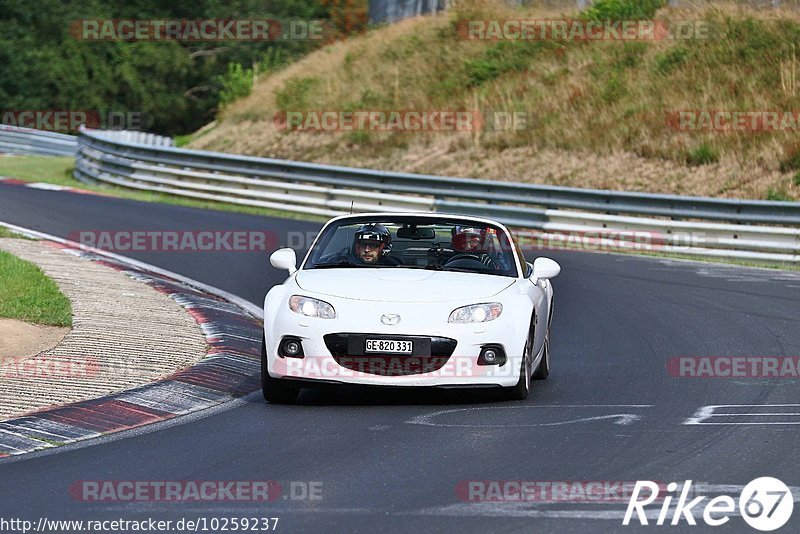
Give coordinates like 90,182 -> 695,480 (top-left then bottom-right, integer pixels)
217,63 -> 253,108
725,18 -> 781,65
615,42 -> 648,70
780,145 -> 800,172
260,48 -> 289,74
654,47 -> 688,75
465,41 -> 544,87
583,0 -> 666,21
0,0 -> 325,136
794,172 -> 800,187
686,143 -> 719,166
173,134 -> 192,147
275,77 -> 319,110
766,188 -> 792,201
601,73 -> 626,104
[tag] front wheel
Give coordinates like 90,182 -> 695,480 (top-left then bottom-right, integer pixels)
505,329 -> 533,400
533,297 -> 553,380
261,336 -> 299,404
532,323 -> 550,380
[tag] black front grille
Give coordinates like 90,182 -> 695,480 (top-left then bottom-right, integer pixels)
323,333 -> 457,376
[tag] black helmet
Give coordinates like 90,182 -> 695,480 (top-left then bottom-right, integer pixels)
354,223 -> 392,257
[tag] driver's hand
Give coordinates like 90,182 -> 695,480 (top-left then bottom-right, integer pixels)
479,254 -> 497,269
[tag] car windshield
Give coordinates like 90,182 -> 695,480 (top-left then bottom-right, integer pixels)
304,217 -> 519,277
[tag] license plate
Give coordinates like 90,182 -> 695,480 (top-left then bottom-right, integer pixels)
365,339 -> 413,353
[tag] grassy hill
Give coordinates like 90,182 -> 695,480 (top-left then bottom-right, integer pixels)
188,0 -> 800,200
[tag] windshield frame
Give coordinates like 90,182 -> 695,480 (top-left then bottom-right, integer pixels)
299,214 -> 521,278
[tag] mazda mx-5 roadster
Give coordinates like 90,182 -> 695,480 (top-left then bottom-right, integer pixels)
262,213 -> 560,403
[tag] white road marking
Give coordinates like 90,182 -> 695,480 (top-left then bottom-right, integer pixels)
407,405 -> 652,428
684,404 -> 800,425
25,182 -> 70,191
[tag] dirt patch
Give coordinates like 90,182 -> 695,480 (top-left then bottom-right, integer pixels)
0,318 -> 69,359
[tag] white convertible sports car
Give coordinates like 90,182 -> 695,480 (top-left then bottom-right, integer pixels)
262,213 -> 560,403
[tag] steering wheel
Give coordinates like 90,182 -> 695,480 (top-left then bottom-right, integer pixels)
443,253 -> 497,270
446,253 -> 483,264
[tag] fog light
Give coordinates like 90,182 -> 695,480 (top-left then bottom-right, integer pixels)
279,337 -> 304,358
478,345 -> 506,366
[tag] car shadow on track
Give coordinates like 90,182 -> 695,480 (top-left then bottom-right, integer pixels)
245,384 -> 554,407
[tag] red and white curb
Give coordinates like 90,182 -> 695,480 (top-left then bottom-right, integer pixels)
0,176 -> 110,197
0,224 -> 264,458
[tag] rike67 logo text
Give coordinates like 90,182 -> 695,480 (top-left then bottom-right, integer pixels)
624,478 -> 793,531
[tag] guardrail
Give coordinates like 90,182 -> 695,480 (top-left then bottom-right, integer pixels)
0,125 -> 77,157
0,126 -> 173,157
72,128 -> 799,265
2,125 -> 796,265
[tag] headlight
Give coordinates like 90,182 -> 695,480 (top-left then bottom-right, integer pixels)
289,295 -> 336,319
448,303 -> 503,323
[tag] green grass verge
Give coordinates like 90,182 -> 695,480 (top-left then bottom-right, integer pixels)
0,250 -> 72,326
0,155 -> 327,223
0,227 -> 22,239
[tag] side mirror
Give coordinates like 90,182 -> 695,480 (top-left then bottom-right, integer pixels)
532,257 -> 561,280
270,248 -> 297,275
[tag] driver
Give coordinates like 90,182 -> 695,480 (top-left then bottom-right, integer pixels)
452,226 -> 484,252
353,223 -> 398,265
451,226 -> 498,269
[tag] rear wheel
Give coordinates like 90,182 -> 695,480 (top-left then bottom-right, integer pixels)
261,336 -> 299,404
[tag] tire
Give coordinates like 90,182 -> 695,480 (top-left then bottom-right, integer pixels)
506,324 -> 533,400
532,323 -> 550,380
261,335 -> 299,404
533,297 -> 553,380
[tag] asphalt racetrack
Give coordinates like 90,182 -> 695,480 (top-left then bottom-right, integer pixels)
1,182 -> 799,533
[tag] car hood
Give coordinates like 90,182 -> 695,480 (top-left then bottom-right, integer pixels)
295,269 -> 515,303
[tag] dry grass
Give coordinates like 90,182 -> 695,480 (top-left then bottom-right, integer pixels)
189,0 -> 800,200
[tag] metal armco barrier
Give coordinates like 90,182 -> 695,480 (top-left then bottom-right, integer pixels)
4,126 -> 798,265
0,125 -> 77,157
71,128 -> 799,265
0,126 -> 173,157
